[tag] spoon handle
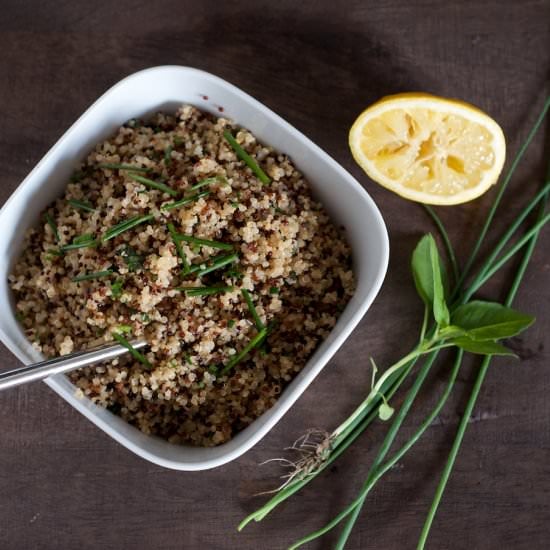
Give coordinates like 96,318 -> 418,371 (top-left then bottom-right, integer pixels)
0,340 -> 148,391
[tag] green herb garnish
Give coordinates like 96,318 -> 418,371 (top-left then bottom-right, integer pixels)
220,327 -> 269,376
71,270 -> 113,282
44,213 -> 60,242
173,233 -> 234,251
141,313 -> 150,323
241,289 -> 264,331
174,136 -> 184,146
119,245 -> 143,272
70,171 -> 86,183
164,146 -> 173,166
111,331 -> 152,369
97,163 -> 150,173
227,320 -> 236,329
127,173 -> 178,197
186,252 -> 239,277
162,190 -> 211,210
269,286 -> 279,294
110,278 -> 124,298
185,354 -> 193,366
225,267 -> 244,280
67,199 -> 96,212
102,214 -> 154,242
60,234 -> 97,251
114,324 -> 132,334
167,223 -> 190,274
223,130 -> 271,185
176,285 -> 234,297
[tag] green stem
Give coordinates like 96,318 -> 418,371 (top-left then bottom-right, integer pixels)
220,327 -> 268,375
174,233 -> 234,251
453,95 -> 550,296
417,189 -> 548,549
423,205 -> 460,284
335,349 -> 445,550
239,357 -> 417,529
463,212 -> 550,300
127,173 -> 178,197
223,130 -> 271,185
162,190 -> 211,210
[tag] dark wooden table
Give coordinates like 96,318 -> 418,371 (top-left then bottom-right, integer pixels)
1,2 -> 548,549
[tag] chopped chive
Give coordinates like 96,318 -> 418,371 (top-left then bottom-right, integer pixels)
208,364 -> 220,375
220,327 -> 269,376
141,313 -> 150,323
241,288 -> 264,330
97,163 -> 151,173
44,213 -> 60,242
127,173 -> 179,197
173,233 -> 234,251
110,278 -> 124,298
223,130 -> 271,185
71,270 -> 112,282
114,324 -> 132,334
174,136 -> 184,146
60,234 -> 98,251
111,332 -> 152,369
185,354 -> 193,366
70,171 -> 86,183
164,146 -> 173,166
46,248 -> 63,257
102,214 -> 154,242
228,319 -> 236,329
67,199 -> 96,212
186,253 -> 239,277
225,267 -> 244,280
162,190 -> 211,210
176,285 -> 234,297
269,286 -> 280,294
191,176 -> 228,190
167,223 -> 190,274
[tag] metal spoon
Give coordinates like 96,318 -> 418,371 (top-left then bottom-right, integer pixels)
0,340 -> 148,391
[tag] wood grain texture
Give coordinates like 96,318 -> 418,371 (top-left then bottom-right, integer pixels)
0,1 -> 549,548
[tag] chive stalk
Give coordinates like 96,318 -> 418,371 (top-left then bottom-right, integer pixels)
44,213 -> 60,242
223,130 -> 271,185
162,190 -> 211,210
71,270 -> 112,282
173,233 -> 234,251
102,214 -> 154,242
220,327 -> 269,375
112,332 -> 152,369
127,173 -> 178,197
164,146 -> 173,166
186,253 -> 239,277
167,223 -> 190,274
176,286 -> 234,297
241,289 -> 264,330
60,234 -> 98,251
67,199 -> 96,212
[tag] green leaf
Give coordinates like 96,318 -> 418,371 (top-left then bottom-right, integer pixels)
451,301 -> 535,341
378,402 -> 394,421
450,337 -> 516,356
437,325 -> 467,339
411,234 -> 449,326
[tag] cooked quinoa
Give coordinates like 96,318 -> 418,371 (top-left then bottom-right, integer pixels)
9,105 -> 355,446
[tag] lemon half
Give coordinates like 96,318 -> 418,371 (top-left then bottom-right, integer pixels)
349,93 -> 506,205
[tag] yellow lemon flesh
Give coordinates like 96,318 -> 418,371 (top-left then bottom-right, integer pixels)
349,93 -> 506,205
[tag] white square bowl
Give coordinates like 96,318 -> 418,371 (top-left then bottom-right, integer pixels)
0,66 -> 389,470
